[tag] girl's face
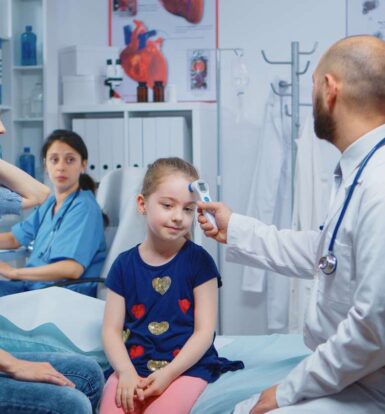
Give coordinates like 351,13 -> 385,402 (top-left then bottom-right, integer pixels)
0,119 -> 5,134
45,141 -> 86,195
137,173 -> 196,243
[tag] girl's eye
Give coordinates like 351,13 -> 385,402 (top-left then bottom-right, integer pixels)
48,157 -> 58,164
184,207 -> 194,213
66,157 -> 76,164
162,203 -> 171,208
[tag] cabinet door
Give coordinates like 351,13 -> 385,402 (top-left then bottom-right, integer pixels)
0,0 -> 11,39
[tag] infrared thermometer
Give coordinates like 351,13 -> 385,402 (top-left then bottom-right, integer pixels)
188,179 -> 217,230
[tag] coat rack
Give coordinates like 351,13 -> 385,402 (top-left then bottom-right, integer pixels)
261,41 -> 318,206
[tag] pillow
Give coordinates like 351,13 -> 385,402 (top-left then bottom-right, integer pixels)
0,287 -> 109,369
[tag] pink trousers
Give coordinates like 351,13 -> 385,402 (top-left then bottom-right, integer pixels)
100,373 -> 207,414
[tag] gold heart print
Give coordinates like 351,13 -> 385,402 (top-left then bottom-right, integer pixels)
152,276 -> 171,295
122,328 -> 131,343
147,360 -> 169,372
148,321 -> 169,335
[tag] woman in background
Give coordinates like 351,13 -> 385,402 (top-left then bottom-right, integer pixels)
0,117 -> 104,413
0,129 -> 106,297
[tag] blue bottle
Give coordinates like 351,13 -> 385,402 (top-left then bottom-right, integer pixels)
21,26 -> 37,66
19,147 -> 35,177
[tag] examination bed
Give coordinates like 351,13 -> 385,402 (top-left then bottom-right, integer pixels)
0,288 -> 310,414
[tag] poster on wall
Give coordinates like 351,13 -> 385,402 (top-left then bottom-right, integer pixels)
347,0 -> 385,37
110,0 -> 217,102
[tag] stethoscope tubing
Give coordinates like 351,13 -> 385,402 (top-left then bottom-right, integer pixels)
320,136 -> 385,275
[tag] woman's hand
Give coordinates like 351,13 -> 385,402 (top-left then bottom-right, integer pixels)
10,358 -> 75,387
116,370 -> 145,413
140,368 -> 174,399
0,261 -> 17,279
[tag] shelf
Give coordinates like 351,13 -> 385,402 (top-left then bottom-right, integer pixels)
61,102 -> 216,114
0,105 -> 11,112
13,117 -> 44,122
13,65 -> 43,71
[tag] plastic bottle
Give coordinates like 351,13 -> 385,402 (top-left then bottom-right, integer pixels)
137,82 -> 148,102
19,147 -> 35,177
21,26 -> 37,66
153,80 -> 165,102
29,82 -> 43,118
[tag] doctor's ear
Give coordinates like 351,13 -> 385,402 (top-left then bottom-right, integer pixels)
324,73 -> 338,110
136,194 -> 146,215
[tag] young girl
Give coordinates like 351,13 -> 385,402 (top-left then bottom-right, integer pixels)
0,129 -> 106,297
101,157 -> 243,414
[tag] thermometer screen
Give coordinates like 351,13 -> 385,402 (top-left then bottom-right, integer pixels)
198,182 -> 207,191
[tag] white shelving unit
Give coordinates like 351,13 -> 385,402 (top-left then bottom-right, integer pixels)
0,0 -> 45,180
61,101 -> 218,255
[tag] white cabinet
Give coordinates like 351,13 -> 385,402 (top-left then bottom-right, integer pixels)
0,0 -> 46,179
61,102 -> 218,254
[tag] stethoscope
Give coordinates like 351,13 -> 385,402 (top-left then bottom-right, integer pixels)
319,137 -> 385,275
32,188 -> 80,260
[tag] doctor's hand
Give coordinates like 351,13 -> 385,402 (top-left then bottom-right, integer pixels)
0,261 -> 17,279
250,385 -> 279,414
197,201 -> 232,244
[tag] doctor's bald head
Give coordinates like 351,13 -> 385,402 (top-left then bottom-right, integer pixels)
316,35 -> 385,112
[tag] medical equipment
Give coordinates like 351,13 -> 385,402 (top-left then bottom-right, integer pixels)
188,179 -> 217,230
35,189 -> 80,260
319,136 -> 385,275
104,59 -> 123,103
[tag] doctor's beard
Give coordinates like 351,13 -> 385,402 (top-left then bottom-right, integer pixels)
313,93 -> 336,144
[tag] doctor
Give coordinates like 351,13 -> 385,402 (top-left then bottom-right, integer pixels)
198,35 -> 385,413
0,129 -> 106,297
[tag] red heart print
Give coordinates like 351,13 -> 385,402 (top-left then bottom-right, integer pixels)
131,304 -> 145,319
129,345 -> 144,359
178,299 -> 191,314
172,349 -> 181,357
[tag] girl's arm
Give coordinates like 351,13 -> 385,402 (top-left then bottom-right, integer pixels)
0,159 -> 50,209
103,289 -> 144,412
0,259 -> 83,280
142,278 -> 218,397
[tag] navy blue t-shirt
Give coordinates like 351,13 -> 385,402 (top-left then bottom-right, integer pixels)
105,239 -> 243,382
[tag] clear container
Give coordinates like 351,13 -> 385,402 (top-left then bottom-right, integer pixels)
29,82 -> 43,118
21,25 -> 37,66
19,147 -> 35,177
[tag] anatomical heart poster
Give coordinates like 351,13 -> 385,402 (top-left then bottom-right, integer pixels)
110,0 -> 217,102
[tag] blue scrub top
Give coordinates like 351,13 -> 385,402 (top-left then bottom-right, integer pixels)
11,190 -> 106,291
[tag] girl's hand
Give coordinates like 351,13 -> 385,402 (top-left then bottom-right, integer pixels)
140,369 -> 174,399
116,370 -> 144,413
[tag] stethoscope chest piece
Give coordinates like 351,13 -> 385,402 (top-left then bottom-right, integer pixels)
319,253 -> 337,275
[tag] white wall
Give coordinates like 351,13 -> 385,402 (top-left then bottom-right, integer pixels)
218,0 -> 346,334
46,0 -> 348,334
45,0 -> 108,134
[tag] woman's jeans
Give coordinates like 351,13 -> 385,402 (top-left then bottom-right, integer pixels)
0,352 -> 105,414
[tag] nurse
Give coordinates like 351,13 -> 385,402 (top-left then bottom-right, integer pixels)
199,35 -> 385,413
0,129 -> 106,297
0,117 -> 104,413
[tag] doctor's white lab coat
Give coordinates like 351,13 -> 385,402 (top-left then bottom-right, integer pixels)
227,124 -> 385,407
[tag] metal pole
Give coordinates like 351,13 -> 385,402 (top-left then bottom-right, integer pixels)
291,42 -> 300,212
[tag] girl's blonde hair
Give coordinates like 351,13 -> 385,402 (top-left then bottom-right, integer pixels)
141,157 -> 199,198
